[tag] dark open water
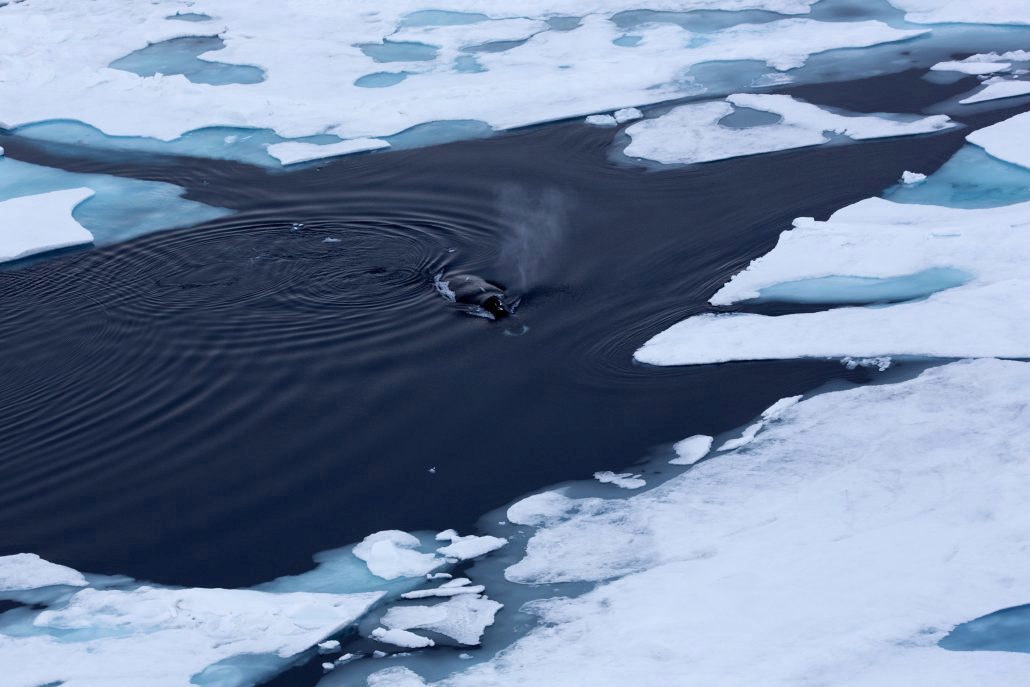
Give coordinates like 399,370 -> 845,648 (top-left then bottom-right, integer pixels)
0,72 -> 1019,590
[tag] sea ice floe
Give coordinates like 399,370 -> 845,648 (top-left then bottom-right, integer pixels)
960,79 -> 1030,104
669,434 -> 713,465
402,359 -> 1030,686
900,170 -> 927,184
930,60 -> 1011,75
622,93 -> 954,165
353,531 -> 443,580
592,471 -> 647,489
0,553 -> 88,591
381,594 -> 503,645
0,580 -> 382,687
434,530 -> 508,561
585,114 -> 619,126
0,188 -> 94,263
717,395 -> 800,451
402,578 -> 486,600
0,0 -> 927,164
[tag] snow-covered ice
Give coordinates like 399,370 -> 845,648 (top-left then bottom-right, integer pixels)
900,170 -> 927,184
635,117 -> 1030,366
0,553 -> 88,591
0,580 -> 381,687
0,188 -> 94,263
402,578 -> 486,600
960,78 -> 1030,105
395,359 -> 1030,686
593,470 -> 647,489
0,1 -> 928,164
381,594 -> 503,645
931,60 -> 1010,75
435,530 -> 508,561
622,93 -> 953,165
353,531 -> 442,580
887,0 -> 1030,25
669,434 -> 713,465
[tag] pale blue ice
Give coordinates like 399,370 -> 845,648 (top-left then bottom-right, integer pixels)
110,36 -> 266,86
941,604 -> 1030,654
359,41 -> 439,63
886,145 -> 1030,208
753,267 -> 972,304
355,72 -> 410,88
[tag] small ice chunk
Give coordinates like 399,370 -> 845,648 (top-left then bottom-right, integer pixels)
593,471 -> 646,489
719,396 -> 801,451
353,531 -> 441,580
506,491 -> 576,526
335,652 -> 357,666
435,531 -> 508,560
670,435 -> 714,466
427,572 -> 452,580
0,553 -> 88,591
585,114 -> 617,127
900,171 -> 927,184
402,578 -> 486,599
371,627 -> 435,649
613,107 -> 643,123
322,662 -> 335,671
930,60 -> 1011,75
842,356 -> 892,371
317,640 -> 341,654
0,145 -> 5,157
266,138 -> 390,165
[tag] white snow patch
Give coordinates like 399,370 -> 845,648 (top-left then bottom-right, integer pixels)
353,531 -> 442,580
0,553 -> 88,591
887,0 -> 1030,25
368,666 -> 429,687
930,60 -> 1010,75
960,79 -> 1030,104
0,188 -> 94,263
585,114 -> 618,126
623,93 -> 953,165
900,170 -> 927,184
670,434 -> 713,465
265,138 -> 390,165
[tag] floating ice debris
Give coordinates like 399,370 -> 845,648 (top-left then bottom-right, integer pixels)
585,113 -> 618,127
0,188 -> 94,263
322,662 -> 335,672
0,553 -> 88,591
425,359 -> 1030,686
318,639 -> 341,654
968,111 -> 1030,170
371,627 -> 435,649
842,356 -> 892,371
402,578 -> 486,600
717,395 -> 801,451
427,572 -> 452,580
669,434 -> 713,465
435,530 -> 508,560
613,107 -> 643,123
265,138 -> 390,165
636,135 -> 1030,365
900,170 -> 927,184
0,146 -> 4,157
353,531 -> 442,580
623,93 -> 954,165
428,466 -> 437,474
382,594 -> 503,645
593,471 -> 646,489
323,237 -> 341,243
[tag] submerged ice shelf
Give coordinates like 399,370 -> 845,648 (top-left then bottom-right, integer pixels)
0,157 -> 229,263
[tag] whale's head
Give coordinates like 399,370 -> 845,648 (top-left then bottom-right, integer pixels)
481,294 -> 513,319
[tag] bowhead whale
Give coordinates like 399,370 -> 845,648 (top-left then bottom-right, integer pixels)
434,272 -> 516,319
